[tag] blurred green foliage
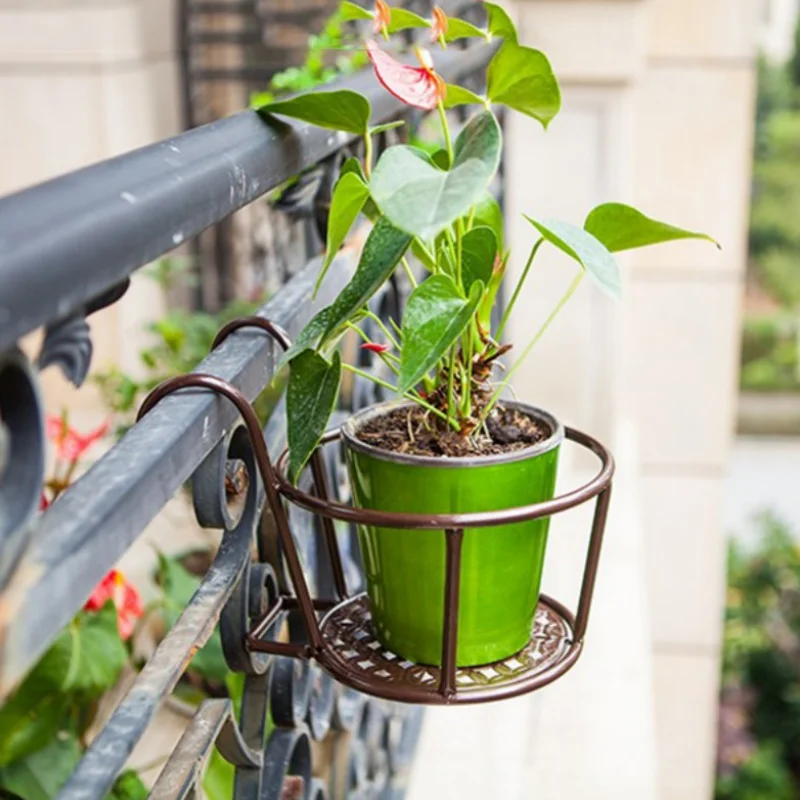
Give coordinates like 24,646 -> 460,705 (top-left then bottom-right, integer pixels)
717,515 -> 800,796
250,6 -> 368,108
740,315 -> 800,392
716,741 -> 794,800
94,260 -> 274,433
743,56 -> 800,391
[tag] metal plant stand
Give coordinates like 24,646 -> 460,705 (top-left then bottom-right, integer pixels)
139,316 -> 615,707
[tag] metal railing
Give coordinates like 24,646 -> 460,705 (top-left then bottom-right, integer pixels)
0,9 -> 495,800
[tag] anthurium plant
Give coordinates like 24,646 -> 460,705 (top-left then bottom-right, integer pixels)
257,0 -> 718,482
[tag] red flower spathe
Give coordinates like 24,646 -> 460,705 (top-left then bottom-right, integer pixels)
361,342 -> 391,354
84,569 -> 144,640
366,40 -> 446,111
47,414 -> 109,464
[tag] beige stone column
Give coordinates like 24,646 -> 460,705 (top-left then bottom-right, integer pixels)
504,0 -> 757,798
0,0 -> 181,413
631,2 -> 757,798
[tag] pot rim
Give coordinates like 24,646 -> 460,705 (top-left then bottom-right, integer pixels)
341,400 -> 564,468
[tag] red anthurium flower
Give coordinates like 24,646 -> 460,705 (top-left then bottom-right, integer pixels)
84,569 -> 144,640
431,6 -> 449,43
366,40 -> 447,111
374,0 -> 391,38
47,413 -> 109,464
361,342 -> 391,354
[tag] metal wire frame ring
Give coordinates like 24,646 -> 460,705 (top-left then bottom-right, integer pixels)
135,316 -> 615,704
273,428 -> 614,531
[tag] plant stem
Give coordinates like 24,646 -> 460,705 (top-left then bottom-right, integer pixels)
400,256 -> 418,288
341,363 -> 459,430
482,270 -> 585,421
438,102 -> 454,166
363,309 -> 401,350
456,218 -> 464,289
446,348 -> 457,424
363,132 -> 373,179
346,322 -> 400,376
496,238 -> 543,342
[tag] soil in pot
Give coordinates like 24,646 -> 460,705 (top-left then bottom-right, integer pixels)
342,401 -> 563,668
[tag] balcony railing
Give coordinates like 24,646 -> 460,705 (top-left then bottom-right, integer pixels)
0,9 -> 496,799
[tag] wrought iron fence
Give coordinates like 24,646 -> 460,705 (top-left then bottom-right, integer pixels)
0,7 -> 495,800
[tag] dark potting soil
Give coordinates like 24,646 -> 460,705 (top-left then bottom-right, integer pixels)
354,404 -> 551,458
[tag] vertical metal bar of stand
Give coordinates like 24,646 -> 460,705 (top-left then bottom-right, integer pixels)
573,486 -> 613,642
438,528 -> 464,699
310,451 -> 349,600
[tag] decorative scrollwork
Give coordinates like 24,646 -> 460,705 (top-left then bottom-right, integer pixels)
0,348 -> 45,590
37,314 -> 93,388
37,279 -> 131,388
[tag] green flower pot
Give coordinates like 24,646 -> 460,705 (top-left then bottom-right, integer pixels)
342,401 -> 563,667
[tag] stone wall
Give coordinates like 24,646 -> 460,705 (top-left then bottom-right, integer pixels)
505,1 -> 757,797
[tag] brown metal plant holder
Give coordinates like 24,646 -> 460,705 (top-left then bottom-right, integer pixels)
138,317 -> 615,706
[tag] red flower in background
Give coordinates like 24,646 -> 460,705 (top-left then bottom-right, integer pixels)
47,414 -> 109,464
361,342 -> 391,354
373,0 -> 391,38
366,40 -> 446,111
431,6 -> 449,43
84,569 -> 144,640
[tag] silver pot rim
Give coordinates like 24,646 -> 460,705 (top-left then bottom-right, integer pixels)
341,400 -> 564,468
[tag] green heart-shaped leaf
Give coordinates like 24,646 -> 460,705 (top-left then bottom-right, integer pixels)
470,193 -> 505,253
258,90 -> 371,135
485,2 -> 518,42
317,172 -> 371,295
584,202 -> 720,253
340,157 -> 380,221
322,216 -> 412,341
339,1 -> 373,22
487,42 -> 560,128
445,18 -> 487,41
0,689 -> 69,769
0,735 -> 81,800
371,110 -> 502,240
280,307 -> 334,367
288,350 -> 342,483
431,148 -> 451,170
525,215 -> 621,299
444,84 -> 486,109
399,276 -> 485,393
461,226 -> 498,294
388,7 -> 430,32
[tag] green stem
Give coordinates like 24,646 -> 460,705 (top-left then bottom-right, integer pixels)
456,218 -> 464,290
389,317 -> 403,341
496,238 -> 543,342
483,270 -> 585,421
446,348 -> 457,424
400,256 -> 418,288
438,102 -> 454,166
341,363 -> 458,430
414,238 -> 436,271
363,309 -> 401,350
363,132 -> 373,179
346,323 -> 400,377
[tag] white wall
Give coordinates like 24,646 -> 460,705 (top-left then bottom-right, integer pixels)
0,0 -> 181,415
760,0 -> 799,62
503,0 -> 757,798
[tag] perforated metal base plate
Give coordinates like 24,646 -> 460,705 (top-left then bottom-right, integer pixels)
316,593 -> 583,705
